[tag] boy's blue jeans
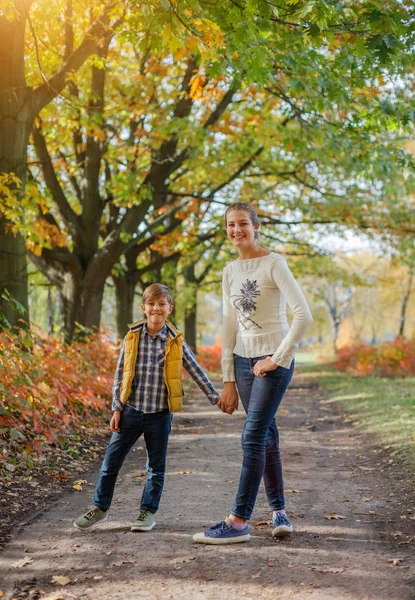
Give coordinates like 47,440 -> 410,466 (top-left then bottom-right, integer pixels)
93,405 -> 172,514
231,354 -> 294,520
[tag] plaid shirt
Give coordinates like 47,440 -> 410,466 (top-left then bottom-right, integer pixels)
112,323 -> 220,413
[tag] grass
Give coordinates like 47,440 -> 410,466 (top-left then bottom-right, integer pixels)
299,363 -> 415,474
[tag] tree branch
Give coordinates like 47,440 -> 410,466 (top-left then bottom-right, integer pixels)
31,2 -> 118,117
203,80 -> 239,129
32,124 -> 80,238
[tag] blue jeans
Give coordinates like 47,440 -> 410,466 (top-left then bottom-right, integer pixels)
93,406 -> 172,513
231,355 -> 294,520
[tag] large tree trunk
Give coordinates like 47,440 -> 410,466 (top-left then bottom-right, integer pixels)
398,265 -> 414,337
113,274 -> 136,339
184,304 -> 197,351
183,263 -> 197,350
47,287 -> 54,335
60,271 -> 82,343
0,7 -> 32,327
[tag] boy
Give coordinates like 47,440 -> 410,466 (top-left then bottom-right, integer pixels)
74,283 -> 220,532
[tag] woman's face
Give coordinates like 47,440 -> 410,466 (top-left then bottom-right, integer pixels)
225,209 -> 259,248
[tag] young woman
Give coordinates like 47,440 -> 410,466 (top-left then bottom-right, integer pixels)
193,202 -> 313,544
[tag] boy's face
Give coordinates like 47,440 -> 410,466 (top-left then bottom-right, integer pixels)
142,295 -> 173,329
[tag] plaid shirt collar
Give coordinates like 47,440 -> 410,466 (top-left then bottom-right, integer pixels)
142,322 -> 168,341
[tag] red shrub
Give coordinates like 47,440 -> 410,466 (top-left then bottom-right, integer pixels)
0,329 -> 116,468
333,337 -> 415,377
196,337 -> 222,373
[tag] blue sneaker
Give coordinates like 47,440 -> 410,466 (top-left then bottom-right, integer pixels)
272,512 -> 293,537
193,520 -> 250,545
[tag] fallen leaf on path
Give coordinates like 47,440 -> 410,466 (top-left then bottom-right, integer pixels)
191,429 -> 200,434
110,560 -> 135,567
286,489 -> 301,494
388,558 -> 404,566
324,514 -> 346,520
72,479 -> 87,491
12,556 -> 33,568
358,466 -> 375,471
0,592 -> 4,598
400,515 -> 407,520
177,470 -> 192,475
289,452 -> 302,456
255,521 -> 272,527
42,593 -> 65,600
51,575 -> 71,586
251,573 -> 261,578
169,556 -> 196,564
363,497 -> 373,502
131,472 -> 146,478
311,566 -> 344,574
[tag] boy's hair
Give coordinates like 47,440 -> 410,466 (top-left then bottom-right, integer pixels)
142,283 -> 174,305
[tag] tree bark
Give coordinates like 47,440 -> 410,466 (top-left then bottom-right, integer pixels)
113,274 -> 136,339
0,4 -> 31,326
47,287 -> 54,335
184,304 -> 197,351
0,2 -> 117,330
183,263 -> 197,350
398,265 -> 414,337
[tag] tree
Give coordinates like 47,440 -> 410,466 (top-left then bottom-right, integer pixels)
0,0 -> 123,328
4,0 -> 415,336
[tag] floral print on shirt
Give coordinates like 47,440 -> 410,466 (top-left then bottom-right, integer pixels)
231,279 -> 262,330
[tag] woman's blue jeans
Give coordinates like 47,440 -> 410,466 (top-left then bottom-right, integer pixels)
93,405 -> 172,514
231,355 -> 294,520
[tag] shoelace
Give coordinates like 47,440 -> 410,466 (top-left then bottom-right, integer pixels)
275,514 -> 290,525
85,507 -> 99,520
209,520 -> 232,534
138,510 -> 148,521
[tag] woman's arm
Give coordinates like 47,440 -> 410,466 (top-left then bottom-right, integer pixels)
221,266 -> 238,382
270,257 -> 313,368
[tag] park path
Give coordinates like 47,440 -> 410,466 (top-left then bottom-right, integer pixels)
1,373 -> 414,600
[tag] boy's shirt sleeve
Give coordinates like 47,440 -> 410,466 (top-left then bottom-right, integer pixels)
112,338 -> 126,411
182,340 -> 220,405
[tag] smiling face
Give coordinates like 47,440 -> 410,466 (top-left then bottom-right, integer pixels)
142,294 -> 173,330
225,209 -> 260,249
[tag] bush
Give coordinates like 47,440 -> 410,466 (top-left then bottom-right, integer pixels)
333,337 -> 415,377
196,337 -> 222,373
0,329 -> 116,473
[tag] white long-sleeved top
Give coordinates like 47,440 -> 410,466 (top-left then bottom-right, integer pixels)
222,252 -> 313,382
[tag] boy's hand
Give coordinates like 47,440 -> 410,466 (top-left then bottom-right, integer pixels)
217,383 -> 239,414
110,410 -> 122,432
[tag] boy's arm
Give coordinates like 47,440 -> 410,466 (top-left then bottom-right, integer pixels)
112,339 -> 126,412
182,340 -> 220,405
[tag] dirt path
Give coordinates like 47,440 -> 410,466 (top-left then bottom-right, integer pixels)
1,374 -> 414,600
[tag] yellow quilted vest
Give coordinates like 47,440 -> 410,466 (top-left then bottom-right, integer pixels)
119,320 -> 184,412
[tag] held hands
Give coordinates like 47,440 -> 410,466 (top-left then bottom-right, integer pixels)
217,382 -> 239,415
110,409 -> 121,432
253,356 -> 278,377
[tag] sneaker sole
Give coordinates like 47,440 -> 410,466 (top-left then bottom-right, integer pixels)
192,533 -> 250,545
131,521 -> 156,532
272,525 -> 293,538
73,513 -> 108,532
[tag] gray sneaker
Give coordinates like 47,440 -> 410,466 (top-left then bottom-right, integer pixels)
73,506 -> 108,531
131,509 -> 155,531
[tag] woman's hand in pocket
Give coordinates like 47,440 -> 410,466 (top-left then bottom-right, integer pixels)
253,357 -> 278,377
